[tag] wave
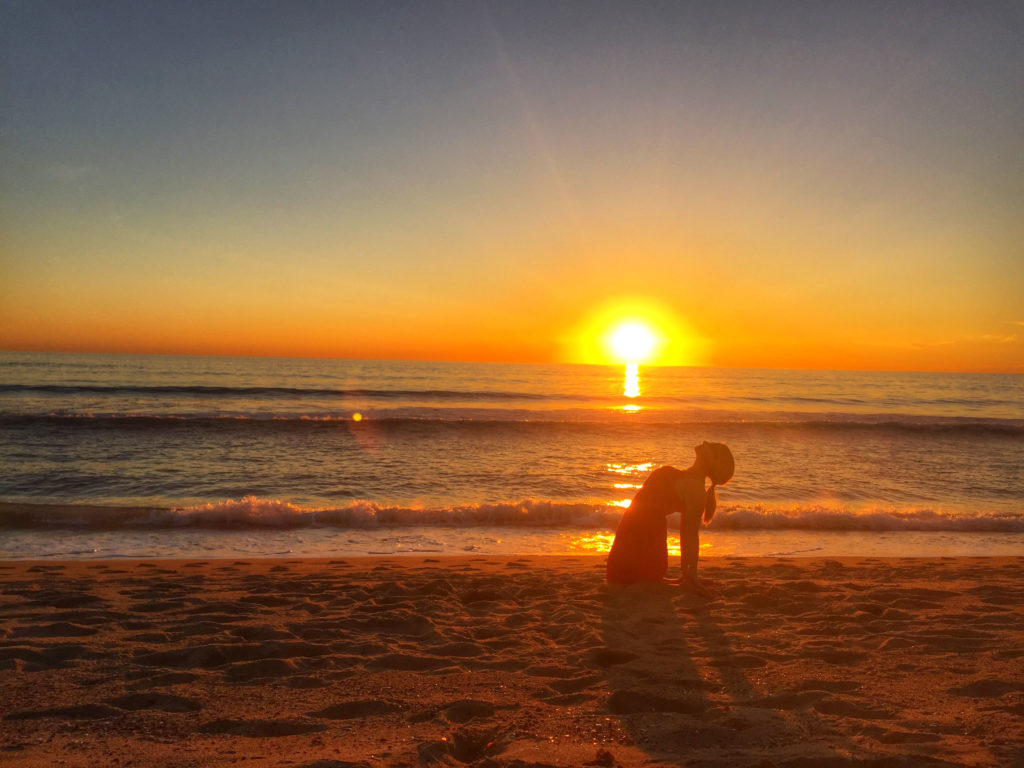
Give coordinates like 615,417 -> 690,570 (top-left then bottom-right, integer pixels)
1,498 -> 1021,533
5,382 -> 1019,408
0,499 -> 622,531
1,411 -> 1021,436
711,503 -> 1024,532
0,383 -> 557,401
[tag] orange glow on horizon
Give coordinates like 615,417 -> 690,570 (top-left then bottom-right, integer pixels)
2,290 -> 1021,373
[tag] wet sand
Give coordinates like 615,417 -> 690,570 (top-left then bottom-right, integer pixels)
1,555 -> 1022,767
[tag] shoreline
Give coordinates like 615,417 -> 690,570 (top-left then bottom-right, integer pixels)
4,527 -> 1024,563
2,555 -> 1022,766
1,551 -> 1023,566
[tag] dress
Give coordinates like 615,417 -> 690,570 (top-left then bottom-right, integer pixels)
606,465 -> 688,585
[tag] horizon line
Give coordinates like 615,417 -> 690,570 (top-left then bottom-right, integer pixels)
1,347 -> 1020,377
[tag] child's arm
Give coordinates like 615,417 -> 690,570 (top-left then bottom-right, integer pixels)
675,476 -> 707,583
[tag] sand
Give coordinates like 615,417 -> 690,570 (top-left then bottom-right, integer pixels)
1,555 -> 1022,768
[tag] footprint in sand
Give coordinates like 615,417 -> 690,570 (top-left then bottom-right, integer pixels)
28,593 -> 104,609
539,692 -> 596,706
230,625 -> 295,642
583,648 -> 638,669
366,653 -> 452,671
240,594 -> 294,607
442,700 -> 495,723
199,718 -> 326,737
131,599 -> 188,613
741,690 -> 830,709
224,658 -> 299,682
11,622 -> 98,638
874,728 -> 943,744
524,664 -> 579,678
105,693 -> 202,712
547,674 -> 604,695
711,653 -> 769,669
459,588 -> 505,605
0,643 -> 99,670
5,703 -> 122,720
607,689 -> 704,715
286,676 -> 329,689
794,679 -> 862,693
131,671 -> 199,687
426,641 -> 484,658
948,679 -> 1024,698
311,700 -> 403,719
814,697 -> 896,720
177,620 -> 227,638
805,648 -> 868,665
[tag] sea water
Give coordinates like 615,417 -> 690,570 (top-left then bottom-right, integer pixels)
0,352 -> 1021,560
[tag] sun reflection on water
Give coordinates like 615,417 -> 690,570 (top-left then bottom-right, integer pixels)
623,363 -> 640,398
568,532 -> 615,553
607,461 -> 655,476
613,363 -> 644,413
566,533 -> 701,558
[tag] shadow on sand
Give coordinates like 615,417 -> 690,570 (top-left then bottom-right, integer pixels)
599,574 -> 954,768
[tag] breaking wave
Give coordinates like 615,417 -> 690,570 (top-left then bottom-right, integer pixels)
1,498 -> 1020,533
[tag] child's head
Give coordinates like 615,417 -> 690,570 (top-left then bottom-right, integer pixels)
697,442 -> 734,524
697,441 -> 734,486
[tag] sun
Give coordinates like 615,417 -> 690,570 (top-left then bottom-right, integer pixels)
564,296 -> 707,366
608,321 -> 658,363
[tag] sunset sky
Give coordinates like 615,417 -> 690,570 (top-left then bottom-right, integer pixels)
2,1 -> 1022,372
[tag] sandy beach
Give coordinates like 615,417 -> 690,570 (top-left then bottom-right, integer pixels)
1,555 -> 1022,767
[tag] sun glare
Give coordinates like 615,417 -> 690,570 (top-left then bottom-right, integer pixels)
565,297 -> 706,366
609,323 -> 657,363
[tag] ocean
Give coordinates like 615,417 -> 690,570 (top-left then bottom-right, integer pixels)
0,351 -> 1021,560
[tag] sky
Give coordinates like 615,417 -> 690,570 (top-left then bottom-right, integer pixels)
2,1 -> 1022,372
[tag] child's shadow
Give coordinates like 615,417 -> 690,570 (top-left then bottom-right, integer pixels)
599,578 -> 856,766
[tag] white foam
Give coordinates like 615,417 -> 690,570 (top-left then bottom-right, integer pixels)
3,497 -> 1020,533
710,503 -> 1024,532
165,497 -> 623,529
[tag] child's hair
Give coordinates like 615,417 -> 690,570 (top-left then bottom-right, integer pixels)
704,443 -> 735,522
